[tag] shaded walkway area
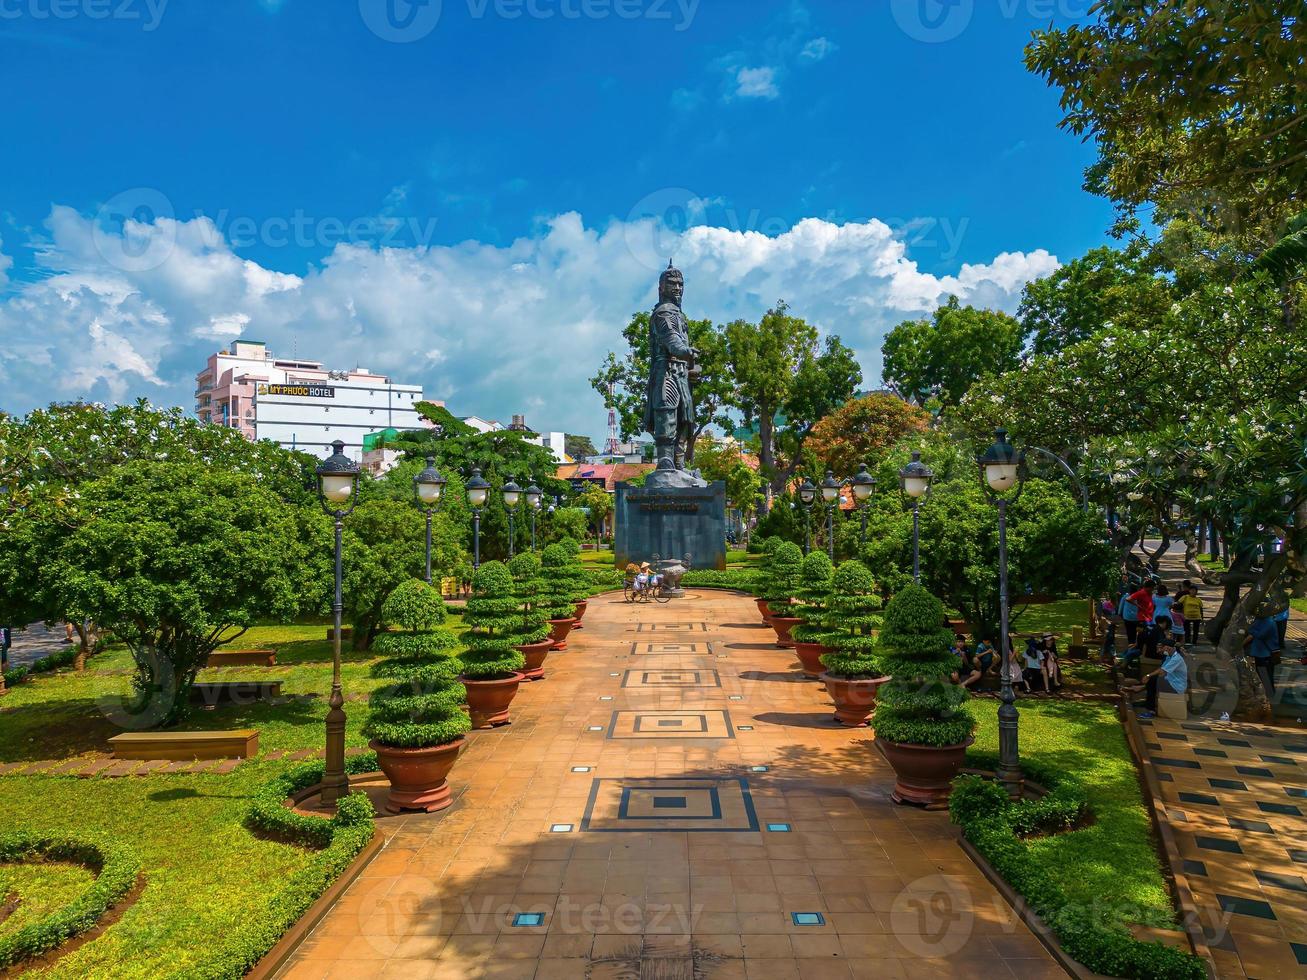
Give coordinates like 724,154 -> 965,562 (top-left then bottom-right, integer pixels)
277,590 -> 1063,979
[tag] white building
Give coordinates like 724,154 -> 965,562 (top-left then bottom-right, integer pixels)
196,340 -> 426,461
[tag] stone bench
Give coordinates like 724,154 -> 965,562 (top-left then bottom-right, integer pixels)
190,681 -> 283,707
206,649 -> 276,668
108,729 -> 259,760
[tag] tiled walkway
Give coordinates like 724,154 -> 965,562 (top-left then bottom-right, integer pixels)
1137,713 -> 1307,977
278,590 -> 1064,979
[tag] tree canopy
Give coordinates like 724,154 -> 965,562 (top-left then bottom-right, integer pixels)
881,297 -> 1023,407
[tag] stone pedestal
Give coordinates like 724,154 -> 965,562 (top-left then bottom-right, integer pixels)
614,481 -> 727,572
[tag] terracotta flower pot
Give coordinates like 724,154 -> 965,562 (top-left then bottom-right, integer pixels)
461,673 -> 525,728
515,639 -> 554,681
820,674 -> 890,727
369,737 -> 464,814
770,616 -> 803,649
875,736 -> 975,807
547,617 -> 576,651
571,599 -> 588,630
756,599 -> 774,624
792,642 -> 834,680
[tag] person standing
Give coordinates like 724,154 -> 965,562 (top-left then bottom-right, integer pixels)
1179,586 -> 1204,646
1247,614 -> 1280,702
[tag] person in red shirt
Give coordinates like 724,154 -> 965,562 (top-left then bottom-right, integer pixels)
1129,581 -> 1157,624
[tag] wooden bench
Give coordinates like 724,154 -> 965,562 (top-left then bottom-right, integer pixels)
206,649 -> 276,668
190,681 -> 283,707
108,729 -> 259,760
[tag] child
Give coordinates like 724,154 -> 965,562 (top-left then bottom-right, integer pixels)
1041,634 -> 1063,690
1022,637 -> 1048,692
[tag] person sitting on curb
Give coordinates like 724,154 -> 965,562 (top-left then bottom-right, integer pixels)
1123,640 -> 1188,718
1041,634 -> 1064,691
1022,637 -> 1049,693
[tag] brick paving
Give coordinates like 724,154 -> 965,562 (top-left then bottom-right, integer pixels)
1136,711 -> 1307,977
276,590 -> 1066,980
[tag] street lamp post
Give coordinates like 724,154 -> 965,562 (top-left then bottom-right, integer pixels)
466,468 -> 490,570
851,463 -> 876,548
502,479 -> 522,558
899,451 -> 934,584
978,428 -> 1027,800
413,456 -> 447,585
316,440 -> 361,807
820,471 -> 841,560
525,480 -> 543,551
798,479 -> 817,555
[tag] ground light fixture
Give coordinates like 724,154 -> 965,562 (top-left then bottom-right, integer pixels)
315,440 -> 360,808
976,428 -> 1027,800
413,456 -> 447,585
898,451 -> 934,583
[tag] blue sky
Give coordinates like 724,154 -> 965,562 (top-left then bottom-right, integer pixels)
0,0 -> 1107,439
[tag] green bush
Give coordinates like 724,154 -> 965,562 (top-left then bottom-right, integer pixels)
460,562 -> 529,680
2,642 -> 82,688
760,540 -> 803,605
681,568 -> 760,592
508,552 -> 551,645
872,585 -> 974,746
746,535 -> 770,554
362,580 -> 469,749
790,551 -> 834,644
0,833 -> 141,971
538,543 -> 578,620
214,756 -> 379,979
818,560 -> 884,677
950,757 -> 1204,980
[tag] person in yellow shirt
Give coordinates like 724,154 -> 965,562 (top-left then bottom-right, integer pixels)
1178,587 -> 1204,646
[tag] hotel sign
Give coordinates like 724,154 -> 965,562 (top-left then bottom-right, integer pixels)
258,383 -> 336,399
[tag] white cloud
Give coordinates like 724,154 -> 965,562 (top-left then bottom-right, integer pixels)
800,37 -> 835,61
0,235 -> 11,289
0,204 -> 1058,438
735,67 -> 780,100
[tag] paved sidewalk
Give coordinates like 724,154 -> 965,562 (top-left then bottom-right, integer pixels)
276,591 -> 1065,979
1137,713 -> 1307,978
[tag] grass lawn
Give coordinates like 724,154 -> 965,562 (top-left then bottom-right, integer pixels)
0,617 -> 467,977
1292,597 -> 1307,616
970,698 -> 1177,932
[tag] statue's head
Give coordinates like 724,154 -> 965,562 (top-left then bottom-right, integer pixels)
658,260 -> 684,305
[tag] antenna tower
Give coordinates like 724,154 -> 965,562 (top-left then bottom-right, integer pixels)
604,381 -> 620,456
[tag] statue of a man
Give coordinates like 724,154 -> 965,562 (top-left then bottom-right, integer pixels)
643,261 -> 697,472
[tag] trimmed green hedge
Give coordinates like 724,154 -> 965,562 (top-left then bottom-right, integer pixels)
3,642 -> 83,688
209,755 -> 380,978
951,753 -> 1204,980
680,568 -> 760,592
0,832 -> 141,971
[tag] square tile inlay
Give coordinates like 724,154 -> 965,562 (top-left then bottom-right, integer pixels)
636,622 -> 709,633
1216,894 -> 1276,920
607,710 -> 734,739
621,669 -> 722,688
1195,836 -> 1243,854
629,642 -> 711,655
792,912 -> 825,926
581,777 -> 759,832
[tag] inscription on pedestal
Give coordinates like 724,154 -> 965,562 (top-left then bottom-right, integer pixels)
614,481 -> 726,572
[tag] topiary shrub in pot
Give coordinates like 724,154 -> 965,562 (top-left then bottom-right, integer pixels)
818,560 -> 889,725
363,579 -> 471,813
872,584 -> 976,806
762,541 -> 804,646
508,551 -> 553,680
790,551 -> 834,679
460,561 -> 528,728
555,536 -> 593,628
538,543 -> 578,650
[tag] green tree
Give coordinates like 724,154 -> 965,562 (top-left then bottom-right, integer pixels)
1018,244 -> 1174,355
590,311 -> 732,463
775,335 -> 864,472
724,302 -> 819,484
341,500 -> 427,650
817,560 -> 883,678
459,562 -> 528,680
577,485 -> 613,546
805,393 -> 931,475
1026,1 -> 1306,244
692,438 -> 762,524
882,296 -> 1024,407
564,434 -> 597,461
363,580 -> 469,748
42,461 -> 320,728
